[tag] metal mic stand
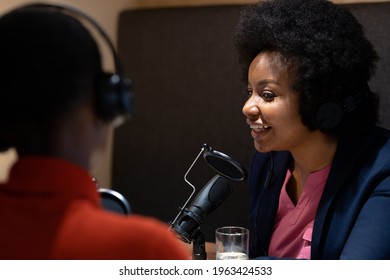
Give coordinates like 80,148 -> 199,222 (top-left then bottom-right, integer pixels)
192,228 -> 207,260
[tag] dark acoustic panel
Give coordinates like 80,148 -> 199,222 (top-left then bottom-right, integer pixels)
346,3 -> 390,129
113,3 -> 389,242
114,6 -> 253,242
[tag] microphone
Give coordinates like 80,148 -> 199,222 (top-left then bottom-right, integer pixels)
170,144 -> 247,260
98,188 -> 131,215
170,174 -> 232,243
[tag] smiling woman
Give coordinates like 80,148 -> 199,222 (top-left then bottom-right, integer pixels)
234,0 -> 390,260
243,51 -> 328,156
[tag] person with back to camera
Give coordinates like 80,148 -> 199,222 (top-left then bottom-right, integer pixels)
233,0 -> 390,259
0,3 -> 189,260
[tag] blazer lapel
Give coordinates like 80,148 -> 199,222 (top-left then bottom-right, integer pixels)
311,131 -> 370,259
253,151 -> 290,256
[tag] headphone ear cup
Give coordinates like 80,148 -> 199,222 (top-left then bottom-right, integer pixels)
95,72 -> 132,122
313,100 -> 344,131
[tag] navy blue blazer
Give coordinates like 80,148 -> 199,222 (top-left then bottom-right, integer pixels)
248,126 -> 390,259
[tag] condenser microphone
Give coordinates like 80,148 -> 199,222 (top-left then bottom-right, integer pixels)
170,174 -> 231,243
170,144 -> 247,244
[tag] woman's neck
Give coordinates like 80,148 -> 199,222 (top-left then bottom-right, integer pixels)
287,131 -> 338,204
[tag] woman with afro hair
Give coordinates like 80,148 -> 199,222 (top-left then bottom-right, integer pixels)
235,0 -> 390,259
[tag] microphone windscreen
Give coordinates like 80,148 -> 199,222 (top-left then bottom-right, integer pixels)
203,149 -> 247,181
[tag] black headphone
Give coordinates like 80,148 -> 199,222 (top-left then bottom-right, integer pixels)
8,3 -> 133,124
312,85 -> 369,131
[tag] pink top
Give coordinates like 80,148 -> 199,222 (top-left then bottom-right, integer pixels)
268,165 -> 331,259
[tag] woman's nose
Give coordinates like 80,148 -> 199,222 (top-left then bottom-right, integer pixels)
242,96 -> 260,121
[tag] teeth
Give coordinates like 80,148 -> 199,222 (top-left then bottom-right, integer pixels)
250,125 -> 271,131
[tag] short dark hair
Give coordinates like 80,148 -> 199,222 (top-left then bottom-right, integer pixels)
0,8 -> 101,128
233,0 -> 379,135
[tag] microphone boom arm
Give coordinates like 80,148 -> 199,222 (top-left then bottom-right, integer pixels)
170,145 -> 208,227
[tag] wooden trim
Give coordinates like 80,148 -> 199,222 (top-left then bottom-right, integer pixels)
133,0 -> 390,9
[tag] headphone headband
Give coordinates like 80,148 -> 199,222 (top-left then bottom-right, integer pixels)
5,2 -> 133,123
14,3 -> 123,76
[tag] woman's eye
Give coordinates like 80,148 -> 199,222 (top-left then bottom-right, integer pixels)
247,88 -> 253,98
261,91 -> 276,101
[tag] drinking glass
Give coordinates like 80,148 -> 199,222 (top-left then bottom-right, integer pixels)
215,226 -> 249,260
